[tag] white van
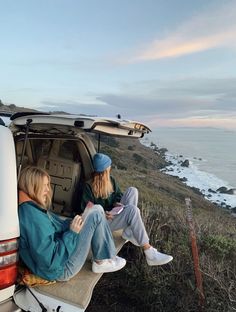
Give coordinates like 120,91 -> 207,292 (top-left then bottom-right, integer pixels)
0,112 -> 150,312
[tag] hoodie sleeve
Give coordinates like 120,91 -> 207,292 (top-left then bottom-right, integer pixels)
19,202 -> 79,273
48,212 -> 71,232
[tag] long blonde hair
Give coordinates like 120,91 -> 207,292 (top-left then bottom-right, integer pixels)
92,166 -> 113,199
18,166 -> 52,208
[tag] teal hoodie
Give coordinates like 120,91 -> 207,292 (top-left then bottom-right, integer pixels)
19,201 -> 80,280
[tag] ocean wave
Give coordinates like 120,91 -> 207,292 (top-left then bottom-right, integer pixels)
141,138 -> 236,211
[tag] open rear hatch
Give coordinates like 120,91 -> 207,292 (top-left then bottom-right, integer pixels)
10,112 -> 151,138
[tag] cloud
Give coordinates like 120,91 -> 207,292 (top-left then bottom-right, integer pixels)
40,97 -> 236,129
147,114 -> 236,130
39,100 -> 120,117
98,77 -> 236,115
125,1 -> 236,63
132,31 -> 236,62
38,76 -> 236,130
39,77 -> 236,122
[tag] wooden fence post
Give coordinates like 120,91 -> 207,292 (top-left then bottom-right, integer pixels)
185,197 -> 205,309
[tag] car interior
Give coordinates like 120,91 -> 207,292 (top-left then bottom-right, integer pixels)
15,135 -> 96,216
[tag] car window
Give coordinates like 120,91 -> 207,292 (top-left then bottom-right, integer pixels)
34,139 -> 53,159
58,141 -> 80,161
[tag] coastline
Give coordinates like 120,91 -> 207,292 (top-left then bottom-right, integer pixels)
145,127 -> 236,187
141,139 -> 236,213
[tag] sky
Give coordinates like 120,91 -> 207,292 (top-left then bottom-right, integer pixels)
1,0 -> 236,130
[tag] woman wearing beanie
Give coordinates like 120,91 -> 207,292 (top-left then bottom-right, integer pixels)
81,153 -> 173,266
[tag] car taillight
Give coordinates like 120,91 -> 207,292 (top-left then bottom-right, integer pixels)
0,238 -> 19,290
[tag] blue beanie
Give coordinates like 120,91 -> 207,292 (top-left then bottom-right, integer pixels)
93,153 -> 112,172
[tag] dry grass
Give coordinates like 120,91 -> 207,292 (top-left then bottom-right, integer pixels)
88,196 -> 235,311
86,137 -> 236,312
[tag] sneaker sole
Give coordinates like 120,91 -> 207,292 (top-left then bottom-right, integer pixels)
147,256 -> 173,266
92,260 -> 126,274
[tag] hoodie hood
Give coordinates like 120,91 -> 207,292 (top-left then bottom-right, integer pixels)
18,190 -> 33,205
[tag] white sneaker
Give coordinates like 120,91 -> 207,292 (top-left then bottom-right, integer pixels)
144,247 -> 173,266
92,256 -> 126,273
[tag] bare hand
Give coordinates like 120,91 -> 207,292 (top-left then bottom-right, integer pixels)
105,211 -> 114,220
86,201 -> 94,209
70,215 -> 84,233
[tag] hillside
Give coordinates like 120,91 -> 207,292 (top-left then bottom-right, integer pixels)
0,102 -> 67,115
87,136 -> 236,312
0,102 -> 38,113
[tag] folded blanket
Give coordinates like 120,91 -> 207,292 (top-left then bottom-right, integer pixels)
18,265 -> 56,287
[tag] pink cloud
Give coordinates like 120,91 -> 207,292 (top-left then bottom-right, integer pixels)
123,1 -> 236,63
147,116 -> 236,130
132,30 -> 236,62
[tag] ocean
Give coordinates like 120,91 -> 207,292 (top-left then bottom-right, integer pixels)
142,127 -> 236,209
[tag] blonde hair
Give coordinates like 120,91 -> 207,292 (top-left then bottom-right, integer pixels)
18,166 -> 52,208
92,166 -> 113,199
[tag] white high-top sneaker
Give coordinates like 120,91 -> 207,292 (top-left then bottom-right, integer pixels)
144,247 -> 173,266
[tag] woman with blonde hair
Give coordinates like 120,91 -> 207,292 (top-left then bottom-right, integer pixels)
81,153 -> 173,266
18,166 -> 126,281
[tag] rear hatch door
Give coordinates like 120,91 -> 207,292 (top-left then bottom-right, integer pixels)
10,112 -> 151,138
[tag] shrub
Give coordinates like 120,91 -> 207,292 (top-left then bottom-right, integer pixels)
202,234 -> 236,258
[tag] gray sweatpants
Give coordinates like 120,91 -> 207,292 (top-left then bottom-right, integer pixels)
108,187 -> 149,246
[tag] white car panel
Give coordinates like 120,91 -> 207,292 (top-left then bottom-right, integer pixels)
0,126 -> 19,240
10,114 -> 151,138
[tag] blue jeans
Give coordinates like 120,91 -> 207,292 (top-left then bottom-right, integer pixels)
58,205 -> 116,281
